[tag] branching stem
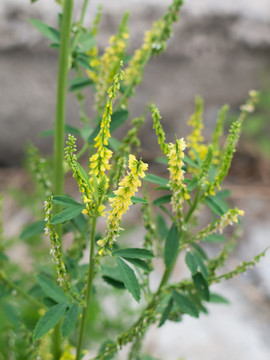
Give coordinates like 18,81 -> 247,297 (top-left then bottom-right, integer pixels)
76,216 -> 97,360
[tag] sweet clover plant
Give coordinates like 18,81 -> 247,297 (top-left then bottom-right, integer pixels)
0,0 -> 267,359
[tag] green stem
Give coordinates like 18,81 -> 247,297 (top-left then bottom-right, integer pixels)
76,216 -> 97,360
184,187 -> 201,224
80,0 -> 90,23
72,0 -> 90,51
53,1 -> 73,359
54,0 -> 73,200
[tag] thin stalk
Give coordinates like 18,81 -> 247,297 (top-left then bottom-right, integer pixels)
76,216 -> 97,360
53,1 -> 73,359
72,0 -> 90,51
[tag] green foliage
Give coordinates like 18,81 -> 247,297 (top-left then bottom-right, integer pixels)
34,303 -> 67,340
0,0 -> 265,359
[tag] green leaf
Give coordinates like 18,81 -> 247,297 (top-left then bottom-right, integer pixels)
77,32 -> 96,51
209,293 -> 230,304
158,297 -> 173,327
80,125 -> 93,141
164,223 -> 179,268
34,303 -> 67,340
191,243 -> 208,260
155,156 -> 168,165
184,155 -> 200,169
116,257 -> 141,302
113,248 -> 154,259
108,137 -> 121,151
192,272 -> 210,301
185,250 -> 208,279
68,77 -> 93,92
131,196 -> 148,204
20,220 -> 46,240
76,56 -> 92,70
205,196 -> 228,216
153,195 -> 172,206
156,214 -> 168,239
193,250 -> 208,279
39,124 -> 81,137
50,205 -> 85,224
99,341 -> 115,360
144,173 -> 169,187
110,110 -> 129,133
76,162 -> 91,189
65,124 -> 81,136
29,18 -> 60,43
2,303 -> 20,326
172,290 -> 199,318
187,178 -> 199,192
215,190 -> 231,199
100,266 -> 125,289
102,276 -> 125,289
185,251 -> 198,275
53,195 -> 82,208
35,274 -> 66,304
62,303 -> 78,337
124,257 -> 150,272
100,265 -> 122,282
201,234 -> 226,243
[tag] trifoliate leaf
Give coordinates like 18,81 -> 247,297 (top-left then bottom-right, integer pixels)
20,220 -> 46,240
144,173 -> 169,187
116,257 -> 141,302
50,205 -> 85,224
34,303 -> 67,340
172,290 -> 199,318
52,195 -> 82,208
29,18 -> 60,43
35,274 -> 66,304
164,223 -> 179,268
153,195 -> 172,206
192,272 -> 210,301
61,303 -> 78,337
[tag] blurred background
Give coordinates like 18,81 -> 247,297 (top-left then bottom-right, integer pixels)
1,0 -> 270,359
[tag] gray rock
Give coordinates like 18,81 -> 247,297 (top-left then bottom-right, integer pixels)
1,0 -> 270,165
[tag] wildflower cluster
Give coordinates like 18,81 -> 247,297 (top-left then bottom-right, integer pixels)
211,104 -> 229,164
86,6 -> 103,84
97,155 -> 148,254
167,138 -> 189,225
194,208 -> 244,242
123,0 -> 183,99
151,104 -> 169,155
83,68 -> 124,217
25,143 -> 52,196
94,13 -> 129,111
44,196 -> 79,302
110,114 -> 145,184
213,90 -> 259,190
186,96 -> 208,162
2,1 -> 265,359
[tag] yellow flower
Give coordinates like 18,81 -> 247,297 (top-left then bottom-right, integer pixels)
167,138 -> 189,225
98,155 -> 148,253
187,96 -> 208,165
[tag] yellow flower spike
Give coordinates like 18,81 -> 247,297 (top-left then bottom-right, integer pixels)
167,138 -> 189,226
98,155 -> 148,254
94,12 -> 129,111
187,96 -> 208,166
195,208 -> 244,241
